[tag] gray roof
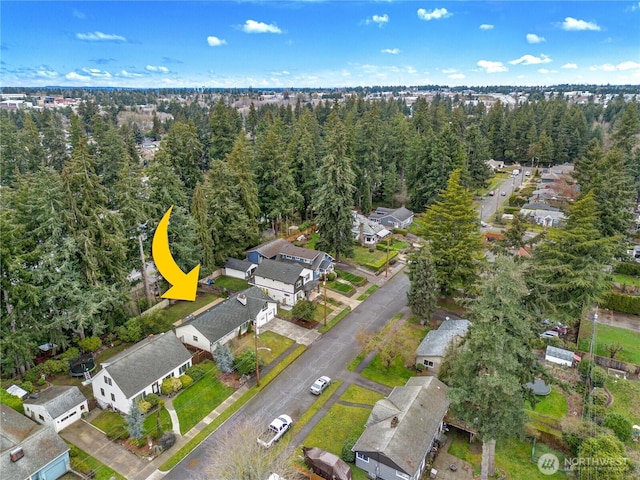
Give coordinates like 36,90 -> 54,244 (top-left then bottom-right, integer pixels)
416,319 -> 471,357
522,202 -> 558,211
247,238 -> 291,260
24,386 -> 86,419
369,206 -> 414,223
225,258 -> 255,272
101,331 -> 192,399
0,405 -> 69,480
352,212 -> 389,238
254,258 -> 305,284
180,287 -> 274,345
352,377 -> 449,476
546,346 -> 574,362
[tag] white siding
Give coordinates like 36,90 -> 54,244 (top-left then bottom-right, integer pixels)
175,324 -> 213,352
545,354 -> 573,366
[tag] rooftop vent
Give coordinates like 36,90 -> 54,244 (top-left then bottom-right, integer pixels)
237,294 -> 247,306
10,447 -> 24,462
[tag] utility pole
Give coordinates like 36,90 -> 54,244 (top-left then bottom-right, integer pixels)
254,324 -> 260,387
323,277 -> 327,327
385,236 -> 390,277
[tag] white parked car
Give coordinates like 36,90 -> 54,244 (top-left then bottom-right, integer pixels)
310,376 -> 331,395
540,331 -> 559,339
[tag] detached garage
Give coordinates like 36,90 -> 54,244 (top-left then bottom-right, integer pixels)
545,346 -> 577,367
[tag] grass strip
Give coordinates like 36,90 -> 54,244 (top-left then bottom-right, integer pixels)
66,442 -> 127,480
289,380 -> 343,437
318,307 -> 351,334
159,344 -> 306,471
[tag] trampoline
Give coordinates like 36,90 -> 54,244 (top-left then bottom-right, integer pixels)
69,353 -> 96,377
526,378 -> 551,396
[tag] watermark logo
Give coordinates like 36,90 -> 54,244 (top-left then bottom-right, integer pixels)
537,453 -> 560,475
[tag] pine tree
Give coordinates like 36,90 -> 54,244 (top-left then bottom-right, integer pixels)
416,169 -> 485,296
406,244 -> 438,323
214,343 -> 235,374
126,401 -> 145,440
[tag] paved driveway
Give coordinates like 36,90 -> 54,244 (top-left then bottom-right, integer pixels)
61,418 -> 152,479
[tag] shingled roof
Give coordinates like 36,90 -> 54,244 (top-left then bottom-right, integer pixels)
0,405 -> 69,480
352,377 -> 449,477
24,386 -> 86,419
253,258 -> 306,284
180,287 -> 275,344
101,331 -> 192,399
416,319 -> 470,357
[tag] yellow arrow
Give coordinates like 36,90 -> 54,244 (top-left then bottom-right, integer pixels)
152,206 -> 200,301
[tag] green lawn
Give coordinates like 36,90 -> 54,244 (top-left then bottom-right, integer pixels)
91,410 -> 125,437
613,273 -> 640,287
351,246 -> 398,271
606,378 -> 640,425
340,385 -> 384,405
163,292 -> 219,324
577,323 -> 640,364
173,361 -> 234,434
326,280 -> 355,294
526,387 -> 568,436
336,269 -> 367,286
360,353 -> 415,387
231,330 -> 295,365
143,407 -> 172,437
213,276 -> 249,291
448,432 -> 568,479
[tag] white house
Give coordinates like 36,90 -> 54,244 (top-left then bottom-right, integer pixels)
352,211 -> 391,246
224,258 -> 257,280
251,258 -> 316,307
545,346 -> 577,367
92,331 -> 192,414
415,319 -> 471,375
353,377 -> 450,480
175,287 -> 277,354
23,386 -> 88,433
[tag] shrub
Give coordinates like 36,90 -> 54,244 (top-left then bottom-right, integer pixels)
161,377 -> 182,396
136,436 -> 148,448
60,347 -> 80,361
185,364 -> 206,381
341,437 -> 357,463
71,458 -> 91,474
19,381 -> 34,394
578,359 -> 595,379
214,344 -> 235,374
138,400 -> 152,414
117,318 -> 143,343
179,374 -> 193,389
291,299 -> 317,322
0,388 -> 24,414
590,366 -> 607,388
158,432 -> 177,451
68,444 -> 80,457
145,393 -> 160,408
41,359 -> 69,376
602,413 -> 633,442
78,336 -> 102,353
234,349 -> 262,376
590,388 -> 608,406
561,419 -> 607,456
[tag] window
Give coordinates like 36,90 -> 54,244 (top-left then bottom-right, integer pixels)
80,405 -> 85,411
100,388 -> 105,397
111,393 -> 115,401
423,360 -> 434,368
104,376 -> 112,386
356,452 -> 369,463
395,472 -> 410,479
193,335 -> 198,342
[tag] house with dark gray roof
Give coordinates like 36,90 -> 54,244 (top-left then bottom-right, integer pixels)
0,404 -> 70,480
91,331 -> 192,414
415,319 -> 471,374
352,211 -> 391,246
175,287 -> 277,354
352,377 -> 450,480
224,258 -> 257,280
23,385 -> 87,433
368,206 -> 414,229
246,239 -> 334,279
251,258 -> 317,307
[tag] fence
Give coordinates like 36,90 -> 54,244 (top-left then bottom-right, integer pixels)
576,351 -> 640,376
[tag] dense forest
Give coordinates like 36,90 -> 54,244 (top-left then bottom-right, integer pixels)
1,88 -> 638,376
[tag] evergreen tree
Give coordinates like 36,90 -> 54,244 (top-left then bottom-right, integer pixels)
214,343 -> 235,374
406,245 -> 438,323
225,132 -> 260,223
126,401 -> 145,440
209,99 -> 242,161
155,121 -> 203,196
191,182 -> 215,273
446,256 -> 539,480
416,169 -> 485,296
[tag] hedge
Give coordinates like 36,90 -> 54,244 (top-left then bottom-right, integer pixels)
600,292 -> 640,315
614,261 -> 640,276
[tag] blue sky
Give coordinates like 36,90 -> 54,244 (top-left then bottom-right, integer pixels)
1,1 -> 639,88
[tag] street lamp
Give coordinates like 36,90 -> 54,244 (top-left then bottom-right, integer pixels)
323,277 -> 327,327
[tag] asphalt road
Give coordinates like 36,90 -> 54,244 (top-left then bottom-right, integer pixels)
478,167 -> 530,223
163,268 -> 411,480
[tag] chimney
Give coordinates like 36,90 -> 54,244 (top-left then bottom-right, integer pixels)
237,294 -> 247,306
10,447 -> 24,462
390,416 -> 398,428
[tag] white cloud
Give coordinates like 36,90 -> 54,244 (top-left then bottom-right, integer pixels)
526,33 -> 545,44
381,48 -> 399,54
477,60 -> 508,73
449,73 -> 466,79
561,17 -> 601,31
37,67 -> 59,78
479,24 -> 494,30
207,36 -> 227,47
441,68 -> 457,74
368,14 -> 389,26
65,71 -> 91,81
242,20 -> 282,34
82,67 -> 112,78
617,61 -> 640,70
417,8 -> 452,21
76,31 -> 126,42
509,54 -> 552,65
146,65 -> 169,73
270,70 -> 290,76
538,69 -> 550,74
72,9 -> 86,19
562,63 -> 578,69
631,2 -> 640,11
119,70 -> 143,78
